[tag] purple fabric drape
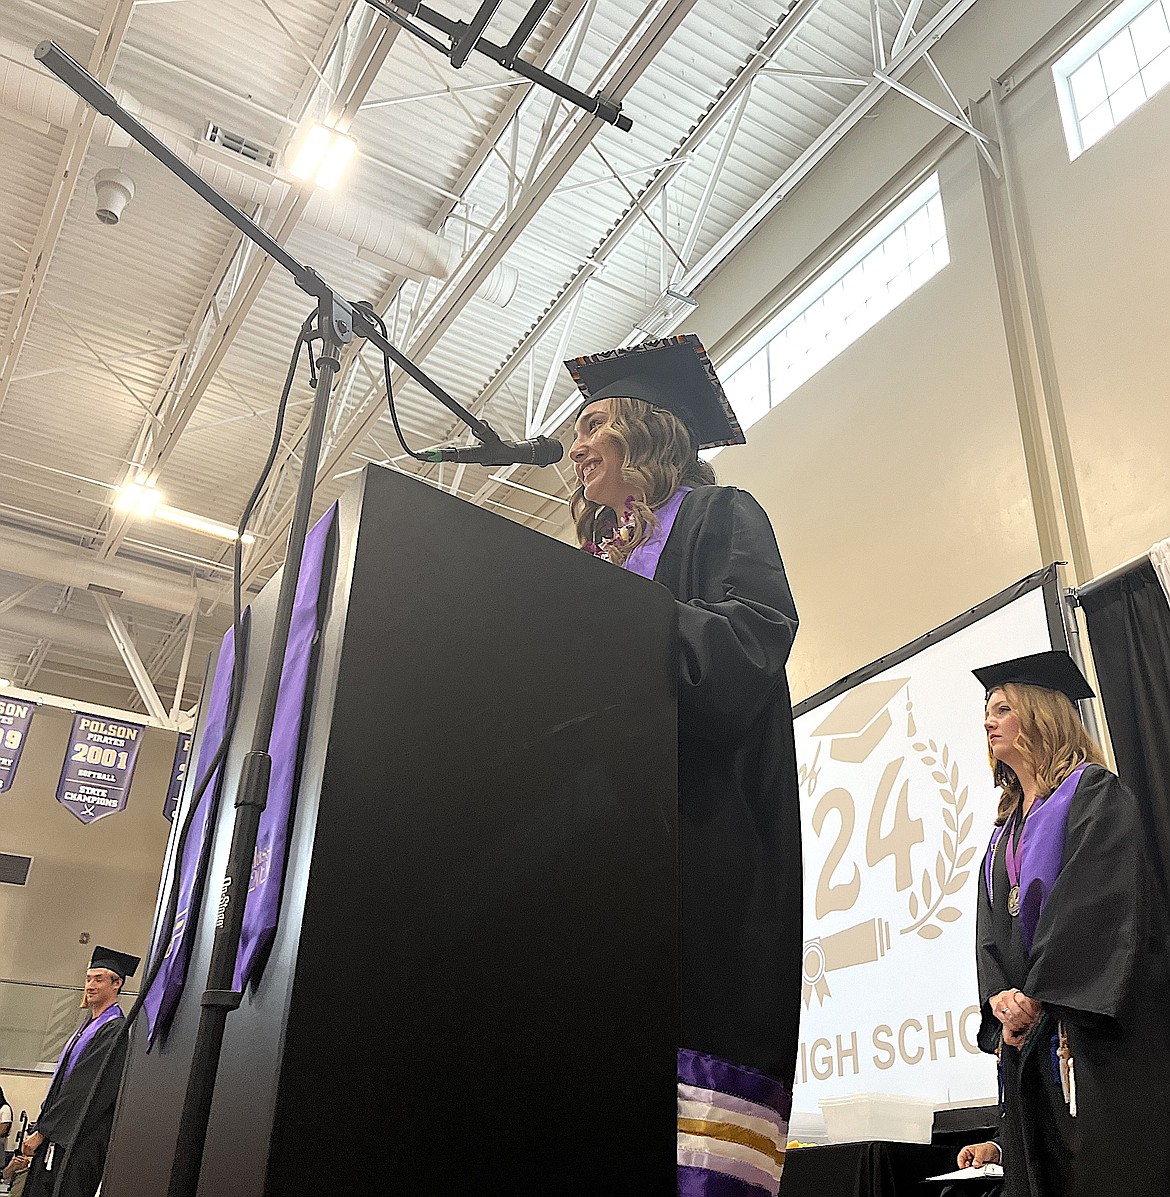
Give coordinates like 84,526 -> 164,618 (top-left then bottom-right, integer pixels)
142,619 -> 242,1045
678,1048 -> 791,1196
233,502 -> 336,991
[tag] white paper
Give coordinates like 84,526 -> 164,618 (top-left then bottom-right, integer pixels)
925,1163 -> 1004,1182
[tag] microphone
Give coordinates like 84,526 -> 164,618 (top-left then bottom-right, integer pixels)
421,436 -> 564,467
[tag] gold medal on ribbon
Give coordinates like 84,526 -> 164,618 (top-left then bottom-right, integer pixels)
1007,884 -> 1021,917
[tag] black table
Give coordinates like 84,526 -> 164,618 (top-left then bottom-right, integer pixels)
780,1141 -> 971,1197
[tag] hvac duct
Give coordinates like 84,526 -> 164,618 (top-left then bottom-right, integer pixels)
0,530 -> 208,615
0,606 -> 122,658
0,36 -> 518,302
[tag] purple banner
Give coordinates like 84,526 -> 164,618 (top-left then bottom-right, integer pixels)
163,733 -> 192,822
234,502 -> 336,992
143,617 -> 244,1045
55,713 -> 145,823
0,696 -> 36,793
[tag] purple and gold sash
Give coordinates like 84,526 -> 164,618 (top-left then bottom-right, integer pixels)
678,1048 -> 791,1195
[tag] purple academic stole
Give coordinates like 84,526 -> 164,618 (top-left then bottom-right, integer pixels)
143,618 -> 244,1046
677,1048 -> 790,1195
233,502 -> 336,992
623,487 -> 691,580
51,1003 -> 123,1087
984,763 -> 1090,954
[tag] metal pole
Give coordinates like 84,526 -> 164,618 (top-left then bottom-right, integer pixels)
166,294 -> 351,1197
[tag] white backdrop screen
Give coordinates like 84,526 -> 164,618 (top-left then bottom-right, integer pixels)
791,577 -> 1058,1115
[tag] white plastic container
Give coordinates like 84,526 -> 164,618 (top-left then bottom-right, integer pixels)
787,1109 -> 829,1145
818,1093 -> 936,1144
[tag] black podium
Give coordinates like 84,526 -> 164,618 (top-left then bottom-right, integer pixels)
103,465 -> 679,1195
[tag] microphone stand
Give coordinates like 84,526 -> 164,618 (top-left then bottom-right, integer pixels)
361,0 -> 633,130
31,36 -> 570,1197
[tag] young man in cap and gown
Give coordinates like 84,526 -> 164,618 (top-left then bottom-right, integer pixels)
19,947 -> 138,1197
974,650 -> 1170,1197
565,336 -> 800,1194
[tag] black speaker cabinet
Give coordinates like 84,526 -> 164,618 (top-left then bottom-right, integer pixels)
104,465 -> 679,1195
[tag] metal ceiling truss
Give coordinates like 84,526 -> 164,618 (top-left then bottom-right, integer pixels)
0,0 -> 380,707
25,0 -> 595,705
459,0 -> 991,513
238,0 -> 692,591
95,9 -> 402,563
0,0 -> 991,709
0,0 -> 136,420
91,590 -> 169,723
202,0 -> 595,592
676,0 -> 987,296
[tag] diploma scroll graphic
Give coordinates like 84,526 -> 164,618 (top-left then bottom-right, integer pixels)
802,917 -> 891,1006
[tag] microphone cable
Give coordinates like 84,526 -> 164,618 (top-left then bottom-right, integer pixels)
52,315 -> 318,1197
353,301 -> 432,466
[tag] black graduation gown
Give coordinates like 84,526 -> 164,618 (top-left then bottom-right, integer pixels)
975,764 -> 1170,1197
651,484 -> 802,1084
23,1013 -> 128,1197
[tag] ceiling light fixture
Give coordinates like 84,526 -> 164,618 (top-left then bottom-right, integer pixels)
289,123 -> 357,190
114,479 -> 163,517
112,479 -> 254,544
155,505 -> 256,546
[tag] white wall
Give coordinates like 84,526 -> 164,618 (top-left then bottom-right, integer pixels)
691,0 -> 1170,700
0,705 -> 170,1130
1002,52 -> 1170,572
0,704 -> 174,984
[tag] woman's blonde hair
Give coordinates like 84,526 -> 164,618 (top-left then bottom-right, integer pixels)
988,682 -> 1106,824
570,396 -> 716,566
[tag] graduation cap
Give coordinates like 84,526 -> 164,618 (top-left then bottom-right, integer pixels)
972,650 -> 1094,705
89,945 -> 140,980
811,677 -> 910,763
564,334 -> 746,450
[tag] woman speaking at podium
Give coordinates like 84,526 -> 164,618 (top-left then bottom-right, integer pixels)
564,335 -> 801,1196
974,650 -> 1170,1197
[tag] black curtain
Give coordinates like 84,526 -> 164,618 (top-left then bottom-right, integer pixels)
1080,561 -> 1170,907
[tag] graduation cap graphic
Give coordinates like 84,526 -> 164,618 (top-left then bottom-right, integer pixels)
811,677 -> 911,764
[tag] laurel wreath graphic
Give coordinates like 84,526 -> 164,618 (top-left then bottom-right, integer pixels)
900,699 -> 977,940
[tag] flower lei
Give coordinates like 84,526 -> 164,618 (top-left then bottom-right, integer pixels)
584,495 -> 637,563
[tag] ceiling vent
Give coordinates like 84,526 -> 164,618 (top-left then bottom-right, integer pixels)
0,853 -> 33,885
204,123 -> 277,170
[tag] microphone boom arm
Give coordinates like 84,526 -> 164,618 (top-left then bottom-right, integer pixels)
33,39 -> 503,453
362,0 -> 633,130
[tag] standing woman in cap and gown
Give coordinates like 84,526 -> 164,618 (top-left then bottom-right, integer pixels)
973,651 -> 1170,1197
19,947 -> 139,1197
564,335 -> 801,1196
